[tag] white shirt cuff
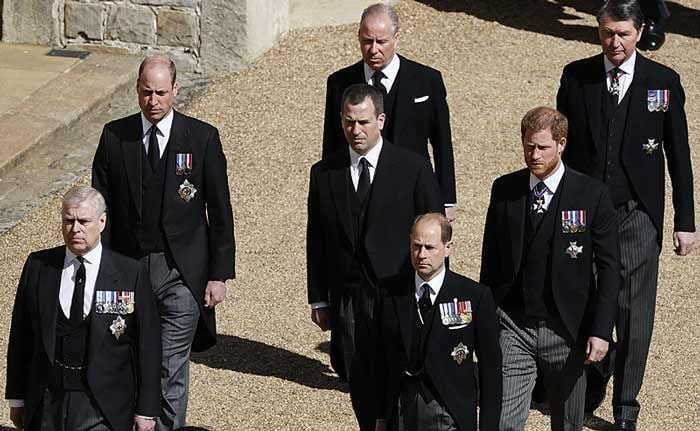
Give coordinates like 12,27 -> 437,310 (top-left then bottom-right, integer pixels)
444,203 -> 456,207
310,302 -> 329,310
8,399 -> 24,408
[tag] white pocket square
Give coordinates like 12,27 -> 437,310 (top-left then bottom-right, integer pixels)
414,95 -> 429,103
447,324 -> 468,330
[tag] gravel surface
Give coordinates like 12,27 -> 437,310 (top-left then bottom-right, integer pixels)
1,1 -> 699,429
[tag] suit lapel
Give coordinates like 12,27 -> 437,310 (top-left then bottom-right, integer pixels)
394,286 -> 415,360
39,247 -> 65,362
622,53 -> 648,152
392,55 -> 413,142
328,155 -> 355,248
88,249 -> 121,363
163,111 -> 191,220
549,169 -> 573,287
365,143 -> 398,222
583,54 -> 606,158
121,115 -> 145,216
507,179 -> 528,275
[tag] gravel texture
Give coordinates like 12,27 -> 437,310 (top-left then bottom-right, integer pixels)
1,1 -> 699,430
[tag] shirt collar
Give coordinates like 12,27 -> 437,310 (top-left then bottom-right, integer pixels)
349,137 -> 383,168
529,161 -> 565,193
414,266 -> 447,297
64,241 -> 102,266
603,50 -> 636,76
140,108 -> 175,138
363,54 -> 400,83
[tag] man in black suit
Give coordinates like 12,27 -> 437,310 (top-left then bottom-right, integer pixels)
480,107 -> 620,430
92,55 -> 235,430
374,213 -> 501,431
557,1 -> 694,428
307,84 -> 443,430
322,3 -> 457,221
6,186 -> 160,431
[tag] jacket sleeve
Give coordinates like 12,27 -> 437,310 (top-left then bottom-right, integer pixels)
5,255 -> 34,400
92,126 -> 112,246
203,127 -> 236,281
135,262 -> 162,417
589,186 -> 621,340
479,182 -> 500,294
306,165 -> 328,304
428,71 -> 457,204
322,75 -> 343,160
474,285 -> 502,431
414,159 -> 445,215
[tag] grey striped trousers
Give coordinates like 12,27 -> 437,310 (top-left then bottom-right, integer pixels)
498,309 -> 586,431
612,204 -> 660,421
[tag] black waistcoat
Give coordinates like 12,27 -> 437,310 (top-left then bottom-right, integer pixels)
381,73 -> 400,142
600,85 -> 635,206
347,175 -> 374,284
138,146 -> 169,253
55,308 -> 92,391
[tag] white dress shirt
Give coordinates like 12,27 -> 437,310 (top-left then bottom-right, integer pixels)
415,267 -> 447,323
349,138 -> 383,190
141,108 -> 174,159
364,54 -> 400,94
604,50 -> 636,104
529,162 -> 565,211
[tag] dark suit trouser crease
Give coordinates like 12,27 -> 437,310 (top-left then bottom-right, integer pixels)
143,253 -> 200,431
612,205 -> 659,421
498,309 -> 586,431
35,388 -> 111,431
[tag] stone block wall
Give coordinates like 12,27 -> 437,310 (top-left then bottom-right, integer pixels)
2,0 -> 290,75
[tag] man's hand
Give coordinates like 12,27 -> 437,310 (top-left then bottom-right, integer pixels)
204,280 -> 227,308
673,231 -> 695,256
584,336 -> 609,364
375,419 -> 387,431
10,406 -> 24,429
133,416 -> 156,431
445,206 -> 457,223
311,307 -> 330,331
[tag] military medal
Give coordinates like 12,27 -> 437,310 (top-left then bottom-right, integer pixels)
178,179 -> 197,202
561,210 -> 586,233
440,298 -> 472,326
565,241 -> 583,259
647,89 -> 669,112
451,342 -> 469,365
96,290 -> 135,314
643,138 -> 660,155
532,184 -> 546,214
175,153 -> 193,176
110,316 -> 126,340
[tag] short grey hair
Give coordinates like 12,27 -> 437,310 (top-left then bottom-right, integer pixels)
63,185 -> 107,215
360,3 -> 400,35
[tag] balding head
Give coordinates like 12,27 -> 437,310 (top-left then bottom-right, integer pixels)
137,55 -> 179,124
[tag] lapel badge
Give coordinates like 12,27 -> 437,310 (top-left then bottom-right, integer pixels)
643,138 -> 660,155
647,89 -> 669,112
178,179 -> 197,202
451,342 -> 469,365
565,241 -> 583,259
175,153 -> 193,176
561,210 -> 587,233
110,316 -> 127,340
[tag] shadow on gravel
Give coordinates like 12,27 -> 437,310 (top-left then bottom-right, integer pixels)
416,0 -> 700,44
191,335 -> 348,392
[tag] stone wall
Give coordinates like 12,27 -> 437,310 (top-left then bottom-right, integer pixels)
2,0 -> 290,75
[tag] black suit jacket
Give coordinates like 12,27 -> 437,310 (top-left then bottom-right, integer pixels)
375,270 -> 502,431
322,55 -> 456,204
92,110 -> 235,351
480,167 -> 620,341
557,52 -> 695,245
307,142 -> 444,307
5,246 -> 161,431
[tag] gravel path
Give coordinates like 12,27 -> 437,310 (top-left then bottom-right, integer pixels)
1,1 -> 699,429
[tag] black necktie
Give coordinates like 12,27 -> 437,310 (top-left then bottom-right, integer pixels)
356,157 -> 371,202
69,256 -> 86,323
148,125 -> 160,171
609,68 -> 622,104
418,283 -> 432,323
372,71 -> 387,95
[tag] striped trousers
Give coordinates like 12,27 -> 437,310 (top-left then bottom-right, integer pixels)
612,204 -> 660,421
498,309 -> 586,431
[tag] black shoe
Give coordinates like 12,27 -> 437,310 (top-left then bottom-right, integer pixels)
614,419 -> 637,431
639,19 -> 666,51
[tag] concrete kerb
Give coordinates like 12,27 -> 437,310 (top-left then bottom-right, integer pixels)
0,50 -> 142,176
